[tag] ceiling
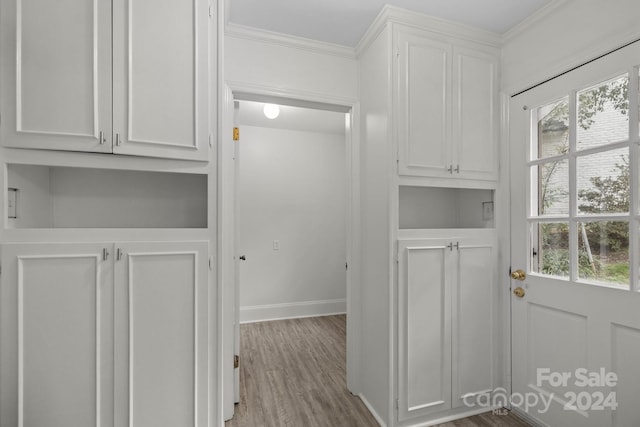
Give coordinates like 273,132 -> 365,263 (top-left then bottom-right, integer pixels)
226,0 -> 552,47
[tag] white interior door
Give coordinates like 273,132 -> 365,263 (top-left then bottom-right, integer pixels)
509,41 -> 640,426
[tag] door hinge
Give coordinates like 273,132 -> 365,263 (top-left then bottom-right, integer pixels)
233,127 -> 239,141
208,133 -> 212,148
234,354 -> 239,369
102,248 -> 109,261
345,262 -> 348,270
209,5 -> 213,18
395,399 -> 399,411
209,256 -> 212,271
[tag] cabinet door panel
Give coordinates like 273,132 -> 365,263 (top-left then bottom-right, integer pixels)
453,47 -> 498,180
113,0 -> 209,160
114,241 -> 208,427
452,238 -> 499,408
0,243 -> 113,427
0,0 -> 112,152
398,238 -> 452,420
397,31 -> 451,177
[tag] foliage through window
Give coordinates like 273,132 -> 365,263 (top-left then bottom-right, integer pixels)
530,73 -> 634,288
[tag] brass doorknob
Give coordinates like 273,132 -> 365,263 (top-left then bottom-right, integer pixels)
511,269 -> 526,281
513,287 -> 525,298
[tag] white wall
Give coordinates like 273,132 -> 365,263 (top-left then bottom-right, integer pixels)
237,125 -> 346,322
502,0 -> 640,94
225,28 -> 358,102
358,26 -> 392,425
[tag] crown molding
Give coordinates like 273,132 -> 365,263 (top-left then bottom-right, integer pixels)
501,0 -> 572,43
356,4 -> 501,56
224,23 -> 357,59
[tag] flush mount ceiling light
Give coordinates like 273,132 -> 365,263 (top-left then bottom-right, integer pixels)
263,103 -> 280,119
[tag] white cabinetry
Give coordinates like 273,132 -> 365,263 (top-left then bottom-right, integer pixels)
397,230 -> 499,421
0,241 -> 209,427
396,25 -> 498,181
0,0 -> 210,161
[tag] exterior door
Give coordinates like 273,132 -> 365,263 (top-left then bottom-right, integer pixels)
510,41 -> 640,426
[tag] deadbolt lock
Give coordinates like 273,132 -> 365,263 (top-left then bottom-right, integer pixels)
513,287 -> 525,298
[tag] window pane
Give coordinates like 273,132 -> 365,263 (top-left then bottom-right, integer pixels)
577,221 -> 629,287
577,148 -> 629,215
532,160 -> 569,216
577,74 -> 629,149
533,97 -> 569,160
532,222 -> 569,278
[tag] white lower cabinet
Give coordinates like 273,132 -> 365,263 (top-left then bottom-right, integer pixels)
397,231 -> 499,422
0,241 -> 208,427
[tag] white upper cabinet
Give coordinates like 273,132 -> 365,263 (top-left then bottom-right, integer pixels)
112,0 -> 210,160
0,0 -> 112,153
396,25 -> 498,181
0,0 -> 210,161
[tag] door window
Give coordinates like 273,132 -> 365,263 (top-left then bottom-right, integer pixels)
529,71 -> 639,289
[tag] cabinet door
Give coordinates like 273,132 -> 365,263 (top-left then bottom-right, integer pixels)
452,47 -> 499,181
0,0 -> 112,153
451,236 -> 499,408
397,238 -> 452,421
112,0 -> 210,161
114,241 -> 208,427
397,30 -> 452,178
0,243 -> 114,427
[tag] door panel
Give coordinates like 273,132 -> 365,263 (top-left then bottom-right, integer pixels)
0,243 -> 113,427
510,41 -> 640,426
114,241 -> 208,427
0,0 -> 112,152
398,238 -> 452,420
112,0 -> 209,160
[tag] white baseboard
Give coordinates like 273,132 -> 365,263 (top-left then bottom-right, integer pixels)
239,298 -> 346,323
358,394 -> 387,427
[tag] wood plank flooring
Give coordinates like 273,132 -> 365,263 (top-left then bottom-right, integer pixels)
225,315 -> 531,427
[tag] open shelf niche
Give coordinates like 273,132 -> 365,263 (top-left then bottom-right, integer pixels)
7,164 -> 207,229
399,186 -> 495,229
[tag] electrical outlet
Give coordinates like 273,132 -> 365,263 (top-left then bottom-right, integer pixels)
273,240 -> 280,250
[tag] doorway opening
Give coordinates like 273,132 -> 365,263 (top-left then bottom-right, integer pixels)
220,89 -> 360,422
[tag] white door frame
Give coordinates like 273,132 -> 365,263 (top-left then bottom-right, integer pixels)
218,82 -> 361,422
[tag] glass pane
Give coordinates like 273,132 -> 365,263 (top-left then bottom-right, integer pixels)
533,97 -> 569,160
532,222 -> 569,278
577,74 -> 629,149
577,221 -> 629,287
532,160 -> 569,216
577,148 -> 629,215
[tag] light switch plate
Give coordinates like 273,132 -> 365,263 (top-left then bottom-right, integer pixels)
482,201 -> 494,221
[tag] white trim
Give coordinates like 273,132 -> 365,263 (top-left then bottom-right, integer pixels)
358,394 -> 387,427
356,5 -> 501,57
239,299 -> 347,324
225,23 -> 356,59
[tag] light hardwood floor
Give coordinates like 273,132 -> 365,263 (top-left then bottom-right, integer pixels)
225,315 -> 531,427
